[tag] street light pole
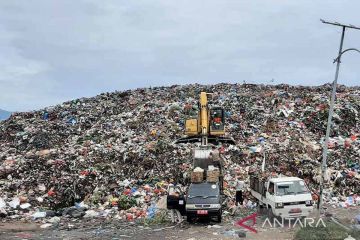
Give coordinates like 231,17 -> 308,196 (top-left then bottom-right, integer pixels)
318,26 -> 345,212
318,19 -> 360,213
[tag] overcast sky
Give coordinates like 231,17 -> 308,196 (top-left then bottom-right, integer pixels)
0,0 -> 359,111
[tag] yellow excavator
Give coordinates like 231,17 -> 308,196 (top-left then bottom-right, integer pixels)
175,92 -> 235,145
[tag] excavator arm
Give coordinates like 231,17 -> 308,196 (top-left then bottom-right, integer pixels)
199,92 -> 209,145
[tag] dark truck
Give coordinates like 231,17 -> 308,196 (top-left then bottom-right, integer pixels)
166,147 -> 224,222
185,182 -> 222,222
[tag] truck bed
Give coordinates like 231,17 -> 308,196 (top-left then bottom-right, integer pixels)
250,175 -> 267,203
250,176 -> 266,195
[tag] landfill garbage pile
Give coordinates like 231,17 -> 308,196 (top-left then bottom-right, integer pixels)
0,83 -> 360,222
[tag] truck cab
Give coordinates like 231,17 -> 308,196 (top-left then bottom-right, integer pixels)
185,182 -> 222,222
250,176 -> 313,218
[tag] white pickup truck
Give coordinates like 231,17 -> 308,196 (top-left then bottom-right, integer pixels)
250,176 -> 314,218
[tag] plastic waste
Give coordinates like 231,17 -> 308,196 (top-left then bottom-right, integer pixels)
0,198 -> 5,208
84,210 -> 99,218
344,235 -> 356,240
32,211 -> 47,219
40,223 -> 52,229
20,203 -> 31,209
8,197 -> 20,208
48,216 -> 61,223
222,230 -> 236,237
75,202 -> 89,209
146,205 -> 157,219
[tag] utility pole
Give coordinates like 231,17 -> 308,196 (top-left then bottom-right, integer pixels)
318,19 -> 360,214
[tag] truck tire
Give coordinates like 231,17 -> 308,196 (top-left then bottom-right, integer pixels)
187,216 -> 193,223
216,214 -> 222,223
267,206 -> 274,221
215,210 -> 222,223
258,203 -> 266,215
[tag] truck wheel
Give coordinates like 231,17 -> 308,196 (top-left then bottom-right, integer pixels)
267,206 -> 274,221
258,204 -> 266,215
216,214 -> 222,223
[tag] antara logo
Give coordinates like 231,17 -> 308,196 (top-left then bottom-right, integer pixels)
235,213 -> 327,233
262,217 -> 327,228
235,212 -> 258,233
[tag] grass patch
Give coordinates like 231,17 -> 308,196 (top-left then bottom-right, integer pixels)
294,221 -> 360,240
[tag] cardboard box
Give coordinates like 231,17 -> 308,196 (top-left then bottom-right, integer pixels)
191,171 -> 204,183
207,168 -> 220,182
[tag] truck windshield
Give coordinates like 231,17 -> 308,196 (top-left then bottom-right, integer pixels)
275,181 -> 310,196
188,183 -> 219,198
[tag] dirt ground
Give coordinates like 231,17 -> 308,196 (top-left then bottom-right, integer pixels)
0,220 -> 294,240
0,205 -> 358,240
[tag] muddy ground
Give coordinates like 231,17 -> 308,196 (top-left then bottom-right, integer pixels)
0,219 -> 294,240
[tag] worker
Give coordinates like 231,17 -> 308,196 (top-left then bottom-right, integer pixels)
212,110 -> 223,129
235,177 -> 245,206
213,116 -> 222,123
170,191 -> 183,223
268,183 -> 274,194
167,185 -> 183,223
210,146 -> 221,168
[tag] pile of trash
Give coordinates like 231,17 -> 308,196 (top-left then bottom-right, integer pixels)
0,83 -> 360,221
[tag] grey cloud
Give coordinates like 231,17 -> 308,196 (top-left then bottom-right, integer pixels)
0,0 -> 359,111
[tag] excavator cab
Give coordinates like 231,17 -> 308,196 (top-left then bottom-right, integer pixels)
209,107 -> 225,134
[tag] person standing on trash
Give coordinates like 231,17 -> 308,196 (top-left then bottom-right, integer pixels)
211,146 -> 221,168
235,176 -> 245,206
